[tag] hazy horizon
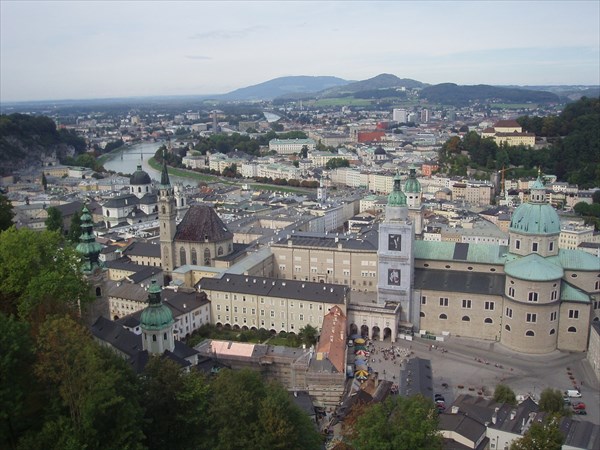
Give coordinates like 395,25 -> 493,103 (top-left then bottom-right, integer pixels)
1,1 -> 599,103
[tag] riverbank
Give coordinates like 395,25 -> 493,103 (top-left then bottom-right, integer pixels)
148,157 -> 314,194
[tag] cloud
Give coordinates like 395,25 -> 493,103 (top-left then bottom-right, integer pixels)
186,55 -> 212,60
189,25 -> 266,40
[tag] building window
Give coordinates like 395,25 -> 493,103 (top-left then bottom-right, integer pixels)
439,297 -> 449,307
484,318 -> 493,324
462,316 -> 470,321
506,307 -> 513,318
549,242 -> 554,252
595,281 -> 600,290
421,296 -> 427,305
568,310 -> 579,319
568,326 -> 577,333
528,292 -> 538,302
420,311 -> 425,317
204,248 -> 211,265
191,248 -> 197,265
526,313 -> 537,323
152,334 -> 157,342
218,246 -> 223,256
270,311 -> 275,318
532,242 -> 538,252
550,328 -> 556,335
525,330 -> 535,337
180,247 -> 186,265
485,301 -> 495,310
551,290 -> 558,301
508,287 -> 515,298
515,240 -> 521,249
550,311 -> 557,321
439,314 -> 447,320
216,305 -> 221,311
505,324 -> 511,332
462,299 -> 472,309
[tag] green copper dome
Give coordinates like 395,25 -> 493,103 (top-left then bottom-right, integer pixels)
388,172 -> 407,206
404,168 -> 421,193
140,279 -> 174,331
505,253 -> 563,281
509,175 -> 560,235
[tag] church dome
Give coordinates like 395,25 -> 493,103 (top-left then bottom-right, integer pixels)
140,280 -> 174,331
509,175 -> 560,235
404,168 -> 421,193
130,165 -> 152,185
374,146 -> 386,155
387,172 -> 407,207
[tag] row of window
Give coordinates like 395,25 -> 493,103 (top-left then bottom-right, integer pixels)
506,307 -> 579,322
514,239 -> 554,253
216,298 -> 323,311
426,297 -> 495,310
507,289 -> 559,302
421,312 -> 494,324
504,325 -> 577,334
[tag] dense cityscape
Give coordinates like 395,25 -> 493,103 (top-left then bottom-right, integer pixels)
1,2 -> 600,450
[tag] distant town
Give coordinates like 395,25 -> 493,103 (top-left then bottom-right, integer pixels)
1,82 -> 599,449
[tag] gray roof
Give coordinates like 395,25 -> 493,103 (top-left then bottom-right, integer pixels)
439,413 -> 487,444
91,316 -> 142,358
122,241 -> 161,258
175,205 -> 233,243
272,229 -> 378,252
103,193 -> 139,208
399,357 -> 432,398
414,268 -> 505,296
198,274 -> 347,304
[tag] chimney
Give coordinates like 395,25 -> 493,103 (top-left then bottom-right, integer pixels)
510,410 -> 516,420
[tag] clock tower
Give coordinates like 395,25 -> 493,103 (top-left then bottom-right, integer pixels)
158,156 -> 176,283
377,171 -> 415,324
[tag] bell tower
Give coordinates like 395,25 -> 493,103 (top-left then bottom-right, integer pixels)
377,171 -> 415,324
158,154 -> 176,282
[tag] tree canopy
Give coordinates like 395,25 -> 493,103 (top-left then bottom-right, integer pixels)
345,395 -> 442,450
44,207 -> 63,233
538,388 -> 570,416
493,384 -> 517,406
0,194 -> 14,231
510,415 -> 564,450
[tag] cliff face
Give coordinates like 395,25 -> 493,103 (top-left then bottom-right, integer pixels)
0,114 -> 84,176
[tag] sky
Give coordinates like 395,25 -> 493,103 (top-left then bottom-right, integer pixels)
1,0 -> 599,102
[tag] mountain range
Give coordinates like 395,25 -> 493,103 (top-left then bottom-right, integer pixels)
215,73 -> 598,104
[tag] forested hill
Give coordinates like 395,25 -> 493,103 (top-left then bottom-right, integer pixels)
0,114 -> 86,176
521,96 -> 600,187
420,83 -> 559,105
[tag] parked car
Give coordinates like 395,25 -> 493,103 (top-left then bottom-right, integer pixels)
434,394 -> 445,401
563,396 -> 571,404
572,402 -> 586,410
573,409 -> 587,415
566,389 -> 582,398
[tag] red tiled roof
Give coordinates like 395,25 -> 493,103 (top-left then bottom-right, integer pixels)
316,305 -> 346,373
493,119 -> 520,128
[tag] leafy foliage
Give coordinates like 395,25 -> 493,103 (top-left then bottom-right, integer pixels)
538,388 -> 569,416
493,384 -> 517,406
510,415 -> 564,450
326,157 -> 350,170
346,395 -> 442,450
0,194 -> 14,231
44,207 -> 63,233
420,83 -> 559,106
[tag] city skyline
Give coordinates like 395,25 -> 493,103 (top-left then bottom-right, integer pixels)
1,0 -> 599,102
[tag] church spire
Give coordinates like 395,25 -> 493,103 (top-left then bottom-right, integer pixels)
76,205 -> 103,274
387,170 -> 407,207
160,148 -> 170,187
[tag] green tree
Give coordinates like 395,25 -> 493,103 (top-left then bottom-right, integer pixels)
33,315 -> 145,450
67,210 -> 83,244
0,313 -> 36,448
41,173 -> 47,191
325,157 -> 350,170
510,415 -> 564,450
298,324 -> 318,347
493,384 -> 517,406
300,145 -> 309,159
0,193 -> 14,231
538,388 -> 568,415
348,395 -> 442,450
0,228 -> 91,321
44,207 -> 63,233
140,356 -> 212,450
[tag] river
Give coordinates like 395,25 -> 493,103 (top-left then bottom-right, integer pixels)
102,141 -> 194,186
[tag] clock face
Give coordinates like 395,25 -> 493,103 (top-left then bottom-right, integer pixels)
388,234 -> 401,251
387,268 -> 401,286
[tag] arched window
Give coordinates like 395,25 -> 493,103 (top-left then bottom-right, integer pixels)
549,328 -> 556,335
526,330 -> 535,336
191,248 -> 197,265
218,246 -> 224,256
439,314 -> 447,320
568,326 -> 577,333
420,311 -> 425,318
505,324 -> 511,332
162,205 -> 166,214
180,247 -> 186,265
138,187 -> 141,193
95,287 -> 102,297
204,248 -> 211,265
462,316 -> 470,322
152,334 -> 157,342
484,318 -> 493,324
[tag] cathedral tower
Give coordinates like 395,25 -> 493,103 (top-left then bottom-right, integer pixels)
377,171 -> 416,324
158,156 -> 176,282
